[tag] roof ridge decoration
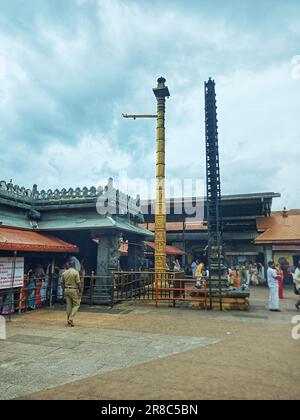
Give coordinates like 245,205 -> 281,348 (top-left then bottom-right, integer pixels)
0,178 -> 142,220
0,180 -> 33,199
0,179 -> 102,201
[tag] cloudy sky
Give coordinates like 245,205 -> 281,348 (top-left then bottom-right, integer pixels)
0,0 -> 299,209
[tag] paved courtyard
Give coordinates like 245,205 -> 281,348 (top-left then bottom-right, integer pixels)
0,286 -> 299,400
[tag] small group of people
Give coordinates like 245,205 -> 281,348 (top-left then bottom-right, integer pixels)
22,257 -> 84,327
165,258 -> 182,272
1,264 -> 47,315
226,262 -> 266,289
267,261 -> 300,312
0,256 -> 85,322
229,263 -> 265,288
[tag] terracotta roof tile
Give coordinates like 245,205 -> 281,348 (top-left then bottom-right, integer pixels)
255,212 -> 300,244
0,227 -> 79,253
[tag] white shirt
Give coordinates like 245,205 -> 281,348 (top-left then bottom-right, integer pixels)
267,267 -> 278,288
294,268 -> 300,278
294,268 -> 300,289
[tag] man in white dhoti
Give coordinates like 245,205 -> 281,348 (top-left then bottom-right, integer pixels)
267,261 -> 280,312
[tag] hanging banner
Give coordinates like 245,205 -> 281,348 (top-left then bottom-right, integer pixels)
0,257 -> 24,290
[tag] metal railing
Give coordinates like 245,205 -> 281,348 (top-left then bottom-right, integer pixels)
154,273 -> 209,308
0,274 -> 64,316
111,271 -> 209,309
0,271 -> 211,316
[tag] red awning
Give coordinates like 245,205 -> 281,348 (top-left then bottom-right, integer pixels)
0,228 -> 79,253
145,241 -> 186,256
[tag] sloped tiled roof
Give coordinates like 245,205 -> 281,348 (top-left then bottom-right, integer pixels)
0,227 -> 79,253
255,211 -> 300,244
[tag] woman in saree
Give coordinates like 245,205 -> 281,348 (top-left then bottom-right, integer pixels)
27,274 -> 36,309
34,265 -> 45,308
276,264 -> 284,299
35,264 -> 47,305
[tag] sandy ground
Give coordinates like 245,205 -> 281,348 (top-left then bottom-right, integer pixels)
1,286 -> 300,400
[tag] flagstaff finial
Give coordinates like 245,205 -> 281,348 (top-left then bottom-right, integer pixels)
153,77 -> 170,98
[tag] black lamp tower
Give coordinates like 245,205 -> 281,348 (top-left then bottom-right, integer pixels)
204,78 -> 226,310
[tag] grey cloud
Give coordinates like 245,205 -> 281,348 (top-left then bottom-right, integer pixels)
0,0 -> 299,210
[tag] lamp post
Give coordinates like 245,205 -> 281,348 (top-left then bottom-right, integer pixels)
123,77 -> 170,274
153,77 -> 170,273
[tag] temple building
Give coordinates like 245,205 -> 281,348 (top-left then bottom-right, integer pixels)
0,178 -> 152,279
141,192 -> 282,271
1,179 -> 298,278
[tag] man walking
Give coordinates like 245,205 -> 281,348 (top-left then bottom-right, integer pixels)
61,260 -> 83,327
267,261 -> 280,312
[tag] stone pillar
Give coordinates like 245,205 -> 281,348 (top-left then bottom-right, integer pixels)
127,242 -> 145,271
95,234 -> 121,304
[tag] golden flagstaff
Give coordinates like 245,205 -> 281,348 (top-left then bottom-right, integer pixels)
123,77 -> 170,274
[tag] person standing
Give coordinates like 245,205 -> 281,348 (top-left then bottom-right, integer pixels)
251,264 -> 259,286
240,266 -> 248,287
173,259 -> 181,272
37,265 -> 47,305
232,268 -> 241,288
69,256 -> 81,272
61,260 -> 83,327
1,292 -> 15,315
267,261 -> 280,312
191,260 -> 197,278
294,263 -> 300,310
34,265 -> 45,308
195,262 -> 204,288
57,263 -> 67,301
245,264 -> 251,287
257,262 -> 265,285
276,264 -> 284,299
27,273 -> 36,310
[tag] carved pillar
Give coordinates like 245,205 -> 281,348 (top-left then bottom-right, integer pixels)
95,233 -> 121,303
